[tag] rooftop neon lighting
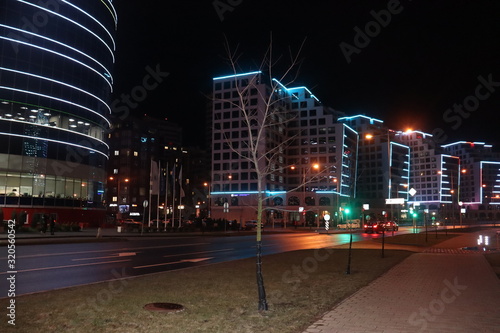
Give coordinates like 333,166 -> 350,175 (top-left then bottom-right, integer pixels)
399,129 -> 433,137
17,0 -> 115,63
441,141 -> 489,148
0,35 -> 113,91
337,115 -> 384,124
0,24 -> 113,83
213,71 -> 262,81
272,78 -> 321,102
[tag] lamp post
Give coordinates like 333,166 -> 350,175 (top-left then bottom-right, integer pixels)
333,177 -> 339,228
203,182 -> 211,218
458,201 -> 463,228
291,163 -> 320,228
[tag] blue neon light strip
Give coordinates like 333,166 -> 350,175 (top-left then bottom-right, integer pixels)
0,35 -> 113,91
441,141 -> 488,148
0,86 -> 111,127
211,190 -> 350,197
0,67 -> 110,113
337,114 -> 384,124
272,79 -> 320,103
213,71 -> 262,81
0,131 -> 108,159
17,0 -> 115,63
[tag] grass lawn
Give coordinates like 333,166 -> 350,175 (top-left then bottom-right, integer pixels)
1,249 -> 412,333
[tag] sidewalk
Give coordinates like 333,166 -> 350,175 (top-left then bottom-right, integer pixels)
302,230 -> 500,333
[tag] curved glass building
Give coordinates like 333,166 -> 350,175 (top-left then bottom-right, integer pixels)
0,0 -> 117,226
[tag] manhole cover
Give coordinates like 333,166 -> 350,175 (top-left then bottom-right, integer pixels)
144,303 -> 185,313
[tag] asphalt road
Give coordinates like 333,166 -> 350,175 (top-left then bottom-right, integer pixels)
0,230 -> 404,297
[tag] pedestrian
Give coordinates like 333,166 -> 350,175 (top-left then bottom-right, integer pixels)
50,217 -> 55,235
41,214 -> 47,233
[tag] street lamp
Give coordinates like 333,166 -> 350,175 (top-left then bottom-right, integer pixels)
291,163 -> 322,227
203,182 -> 211,218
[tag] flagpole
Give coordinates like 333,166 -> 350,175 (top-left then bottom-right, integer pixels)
157,160 -> 160,230
148,158 -> 152,229
172,164 -> 176,230
164,162 -> 169,231
178,165 -> 183,228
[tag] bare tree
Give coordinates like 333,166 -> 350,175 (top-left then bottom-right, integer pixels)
213,36 -> 315,311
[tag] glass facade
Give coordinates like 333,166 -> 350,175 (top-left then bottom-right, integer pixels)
0,1 -> 116,216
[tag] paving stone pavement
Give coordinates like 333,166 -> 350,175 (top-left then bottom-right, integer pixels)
302,231 -> 500,333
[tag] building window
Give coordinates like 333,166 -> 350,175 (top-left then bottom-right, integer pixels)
288,196 -> 300,206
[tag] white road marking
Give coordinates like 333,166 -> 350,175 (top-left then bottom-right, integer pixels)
0,259 -> 132,274
71,252 -> 137,261
134,257 -> 213,269
3,243 -> 209,259
162,248 -> 234,258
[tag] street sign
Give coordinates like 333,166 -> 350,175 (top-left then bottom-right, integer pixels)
143,200 -> 148,208
385,198 -> 404,205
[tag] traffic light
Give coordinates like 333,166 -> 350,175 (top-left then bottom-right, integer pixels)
412,212 -> 417,218
345,208 -> 350,215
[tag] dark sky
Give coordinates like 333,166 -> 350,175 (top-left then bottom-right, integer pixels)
112,1 -> 500,148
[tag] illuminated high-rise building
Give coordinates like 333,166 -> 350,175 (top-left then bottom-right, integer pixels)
0,1 -> 117,225
210,71 -> 359,225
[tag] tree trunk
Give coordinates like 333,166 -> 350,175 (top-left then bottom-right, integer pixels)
256,240 -> 268,311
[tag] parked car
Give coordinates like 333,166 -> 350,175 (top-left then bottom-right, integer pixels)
244,220 -> 263,230
383,221 -> 399,231
120,219 -> 142,232
363,221 -> 385,233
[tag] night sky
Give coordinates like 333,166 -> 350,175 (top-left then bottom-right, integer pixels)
112,1 -> 500,148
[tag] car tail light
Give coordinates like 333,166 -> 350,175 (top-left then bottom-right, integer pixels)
364,225 -> 367,228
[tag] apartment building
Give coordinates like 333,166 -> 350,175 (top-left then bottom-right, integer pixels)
442,141 -> 500,220
210,71 -> 358,225
338,115 -> 410,220
395,130 -> 460,222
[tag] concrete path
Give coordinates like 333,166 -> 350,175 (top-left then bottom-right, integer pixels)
302,230 -> 500,333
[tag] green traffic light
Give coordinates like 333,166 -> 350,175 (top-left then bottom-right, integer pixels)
345,208 -> 350,214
